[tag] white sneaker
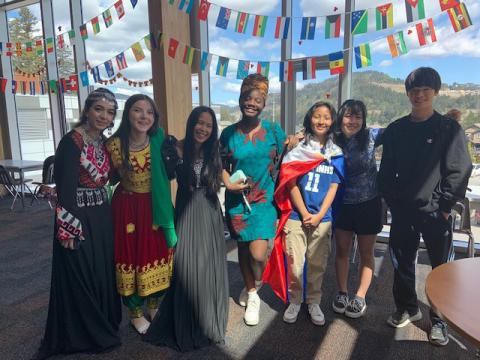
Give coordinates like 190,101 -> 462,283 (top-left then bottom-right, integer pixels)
239,281 -> 263,307
308,304 -> 325,326
283,303 -> 301,323
244,291 -> 261,326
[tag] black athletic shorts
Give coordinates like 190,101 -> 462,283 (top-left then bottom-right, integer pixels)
335,196 -> 383,235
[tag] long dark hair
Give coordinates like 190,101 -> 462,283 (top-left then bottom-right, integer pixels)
334,99 -> 368,151
302,101 -> 336,145
112,94 -> 160,171
183,106 -> 221,201
77,87 -> 118,131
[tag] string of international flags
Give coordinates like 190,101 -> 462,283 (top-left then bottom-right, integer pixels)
0,1 -> 474,95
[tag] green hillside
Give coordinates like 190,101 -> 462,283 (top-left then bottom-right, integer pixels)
221,71 -> 480,129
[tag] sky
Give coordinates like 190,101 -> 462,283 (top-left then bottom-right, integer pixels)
6,0 -> 480,106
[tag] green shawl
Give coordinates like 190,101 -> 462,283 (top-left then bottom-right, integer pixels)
150,128 -> 177,248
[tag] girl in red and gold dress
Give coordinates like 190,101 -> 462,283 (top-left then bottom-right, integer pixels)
107,94 -> 176,334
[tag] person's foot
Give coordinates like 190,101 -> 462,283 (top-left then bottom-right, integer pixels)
148,308 -> 158,321
345,296 -> 367,318
244,291 -> 261,326
386,309 -> 422,328
429,320 -> 449,346
332,292 -> 349,314
239,280 -> 263,307
283,303 -> 301,324
130,316 -> 151,334
307,303 -> 325,326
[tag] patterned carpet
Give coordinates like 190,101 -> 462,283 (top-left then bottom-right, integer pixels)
0,196 -> 477,360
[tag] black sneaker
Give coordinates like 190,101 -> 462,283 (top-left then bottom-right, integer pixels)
386,309 -> 422,328
345,296 -> 367,318
429,321 -> 449,346
332,292 -> 349,314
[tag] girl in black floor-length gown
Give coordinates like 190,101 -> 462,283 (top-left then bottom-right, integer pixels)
144,106 -> 229,352
35,89 -> 121,359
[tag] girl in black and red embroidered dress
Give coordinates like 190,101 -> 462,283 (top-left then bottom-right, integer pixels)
36,88 -> 122,360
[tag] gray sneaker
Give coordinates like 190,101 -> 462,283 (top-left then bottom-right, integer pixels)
429,321 -> 449,346
332,292 -> 349,314
345,297 -> 367,318
387,309 -> 422,328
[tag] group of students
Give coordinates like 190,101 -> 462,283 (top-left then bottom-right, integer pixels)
35,66 -> 471,359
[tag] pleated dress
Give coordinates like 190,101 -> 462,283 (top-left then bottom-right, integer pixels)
144,141 -> 229,352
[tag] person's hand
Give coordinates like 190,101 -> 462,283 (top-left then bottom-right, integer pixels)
303,213 -> 322,228
285,132 -> 304,151
61,238 -> 75,250
227,179 -> 250,193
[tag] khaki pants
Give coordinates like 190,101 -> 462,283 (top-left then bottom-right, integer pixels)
284,219 -> 331,304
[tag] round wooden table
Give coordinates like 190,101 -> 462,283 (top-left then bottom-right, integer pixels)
425,257 -> 480,347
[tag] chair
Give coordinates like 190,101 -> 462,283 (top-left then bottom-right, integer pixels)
0,165 -> 37,210
31,155 -> 56,209
451,198 -> 476,258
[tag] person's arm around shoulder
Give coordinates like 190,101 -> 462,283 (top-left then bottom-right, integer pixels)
161,135 -> 181,180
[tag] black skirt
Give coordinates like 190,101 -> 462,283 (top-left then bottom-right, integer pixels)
35,203 -> 121,359
144,189 -> 229,352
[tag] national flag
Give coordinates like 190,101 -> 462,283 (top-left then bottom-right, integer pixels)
216,56 -> 229,77
447,3 -> 472,32
103,9 -> 113,28
302,58 -> 316,80
257,61 -> 270,77
91,66 -> 101,83
351,10 -> 368,35
178,0 -> 187,10
252,15 -> 268,37
237,60 -> 250,79
262,142 -> 344,303
275,16 -> 290,39
354,43 -> 372,69
301,17 -> 317,40
182,45 -> 194,66
80,71 -> 90,86
416,18 -> 437,46
16,42 -> 22,57
131,42 -> 145,61
105,60 -> 115,77
35,40 -> 43,55
198,0 -> 211,21
80,25 -> 88,40
25,41 -> 33,52
200,51 -> 212,71
405,0 -> 425,23
167,38 -> 179,58
12,80 -> 17,94
5,42 -> 12,56
60,78 -> 68,93
57,34 -> 65,49
216,7 -> 231,30
439,0 -> 460,11
40,81 -> 47,94
376,3 -> 394,30
91,16 -> 101,34
185,0 -> 194,14
325,15 -> 341,39
329,51 -> 345,75
48,80 -> 57,94
130,0 -> 138,9
20,81 -> 27,95
279,61 -> 294,82
144,33 -> 156,50
0,78 -> 7,93
69,75 -> 79,91
68,30 -> 76,40
235,12 -> 250,34
115,0 -> 125,19
46,38 -> 54,53
29,81 -> 36,95
116,52 -> 128,70
387,31 -> 408,57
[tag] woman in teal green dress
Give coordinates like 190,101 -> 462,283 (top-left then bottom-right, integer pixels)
220,74 -> 286,326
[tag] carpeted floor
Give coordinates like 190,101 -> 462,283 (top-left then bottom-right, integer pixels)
0,197 -> 477,360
